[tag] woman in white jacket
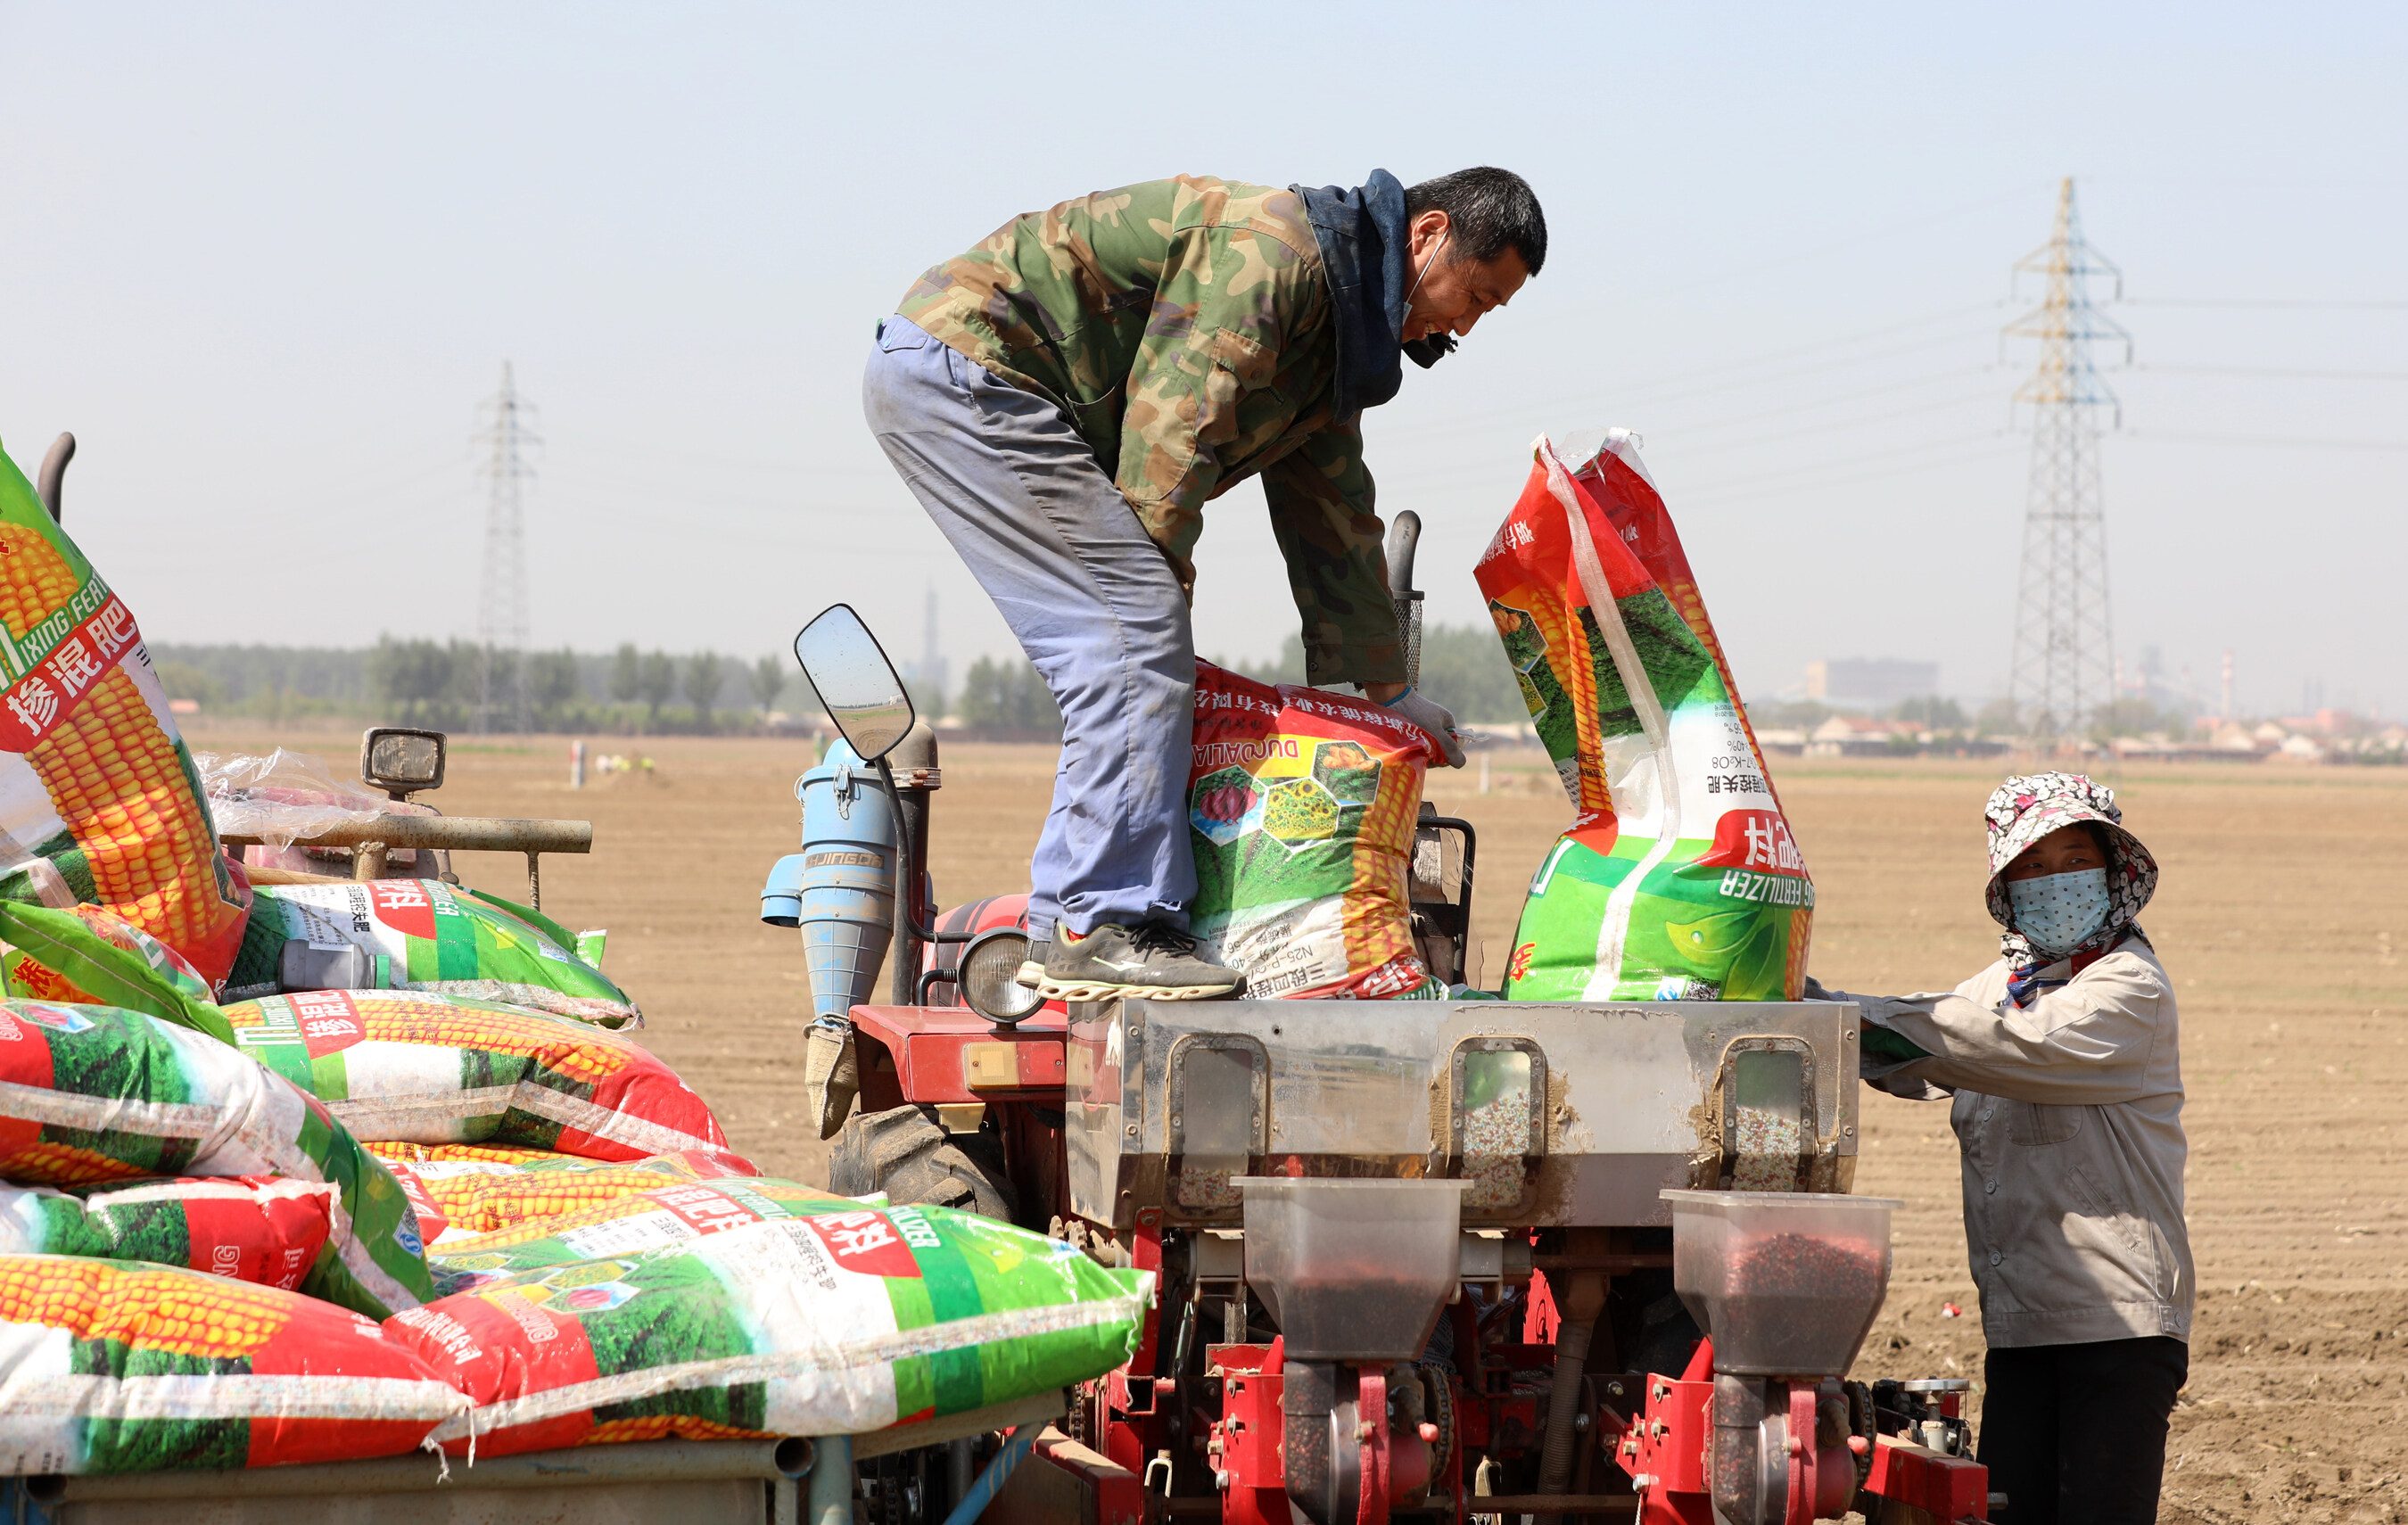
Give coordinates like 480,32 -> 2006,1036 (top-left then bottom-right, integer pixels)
1829,773 -> 2191,1525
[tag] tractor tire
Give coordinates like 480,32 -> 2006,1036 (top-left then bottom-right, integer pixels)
829,1105 -> 1018,1223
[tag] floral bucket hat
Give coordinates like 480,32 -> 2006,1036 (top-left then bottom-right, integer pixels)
1982,772 -> 2158,951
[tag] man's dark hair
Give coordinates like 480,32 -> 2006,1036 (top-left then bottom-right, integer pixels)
1405,168 -> 1546,276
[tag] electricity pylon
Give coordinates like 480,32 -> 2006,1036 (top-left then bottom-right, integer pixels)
474,361 -> 540,733
2004,178 -> 2130,745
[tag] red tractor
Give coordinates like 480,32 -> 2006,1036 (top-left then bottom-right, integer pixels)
775,601 -> 1993,1525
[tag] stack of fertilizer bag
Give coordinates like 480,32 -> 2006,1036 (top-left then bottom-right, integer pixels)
0,438 -> 1150,1478
1181,429 -> 1810,1008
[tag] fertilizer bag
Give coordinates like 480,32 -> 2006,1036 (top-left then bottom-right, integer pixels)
0,442 -> 251,985
0,1175 -> 333,1290
0,1254 -> 464,1473
0,998 -> 433,1316
0,902 -> 215,1010
1186,663 -> 1446,1000
422,1174 -> 846,1295
223,880 -> 639,1028
386,1206 -> 1152,1457
221,990 -> 726,1160
367,1143 -> 763,1248
1477,433 -> 1812,1002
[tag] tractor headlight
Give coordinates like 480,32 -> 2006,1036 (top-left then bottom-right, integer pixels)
959,928 -> 1044,1026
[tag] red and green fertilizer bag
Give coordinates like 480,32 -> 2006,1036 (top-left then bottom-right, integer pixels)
1477,432 -> 1812,1002
384,1204 -> 1152,1457
0,1254 -> 465,1473
1186,662 -> 1447,999
223,879 -> 639,1028
221,989 -> 727,1161
0,1175 -> 333,1290
367,1142 -> 763,1248
0,441 -> 253,988
0,999 -> 433,1316
0,903 -> 214,1008
422,1175 -> 846,1296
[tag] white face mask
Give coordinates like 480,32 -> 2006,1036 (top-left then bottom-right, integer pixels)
2007,867 -> 2112,957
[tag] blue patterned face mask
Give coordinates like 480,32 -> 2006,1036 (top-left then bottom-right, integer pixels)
2007,868 -> 2112,957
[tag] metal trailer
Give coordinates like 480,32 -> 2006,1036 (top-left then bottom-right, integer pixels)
0,1391 -> 1062,1525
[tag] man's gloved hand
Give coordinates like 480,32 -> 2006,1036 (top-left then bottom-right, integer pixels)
1802,975 -> 1837,1002
803,1018 -> 860,1141
1384,687 -> 1466,768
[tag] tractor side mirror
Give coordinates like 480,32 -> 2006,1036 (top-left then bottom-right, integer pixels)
361,727 -> 447,801
793,604 -> 914,763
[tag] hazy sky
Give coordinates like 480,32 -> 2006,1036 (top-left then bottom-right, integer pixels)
3,3 -> 2401,717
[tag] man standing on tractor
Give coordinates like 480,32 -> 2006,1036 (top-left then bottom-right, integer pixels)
813,169 -> 1542,1125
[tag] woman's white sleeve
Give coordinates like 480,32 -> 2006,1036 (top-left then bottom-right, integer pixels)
1861,959 -> 2168,1105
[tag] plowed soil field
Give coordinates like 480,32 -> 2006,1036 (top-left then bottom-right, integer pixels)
195,727 -> 2408,1519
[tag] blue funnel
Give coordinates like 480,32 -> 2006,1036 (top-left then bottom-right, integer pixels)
763,739 -> 896,1022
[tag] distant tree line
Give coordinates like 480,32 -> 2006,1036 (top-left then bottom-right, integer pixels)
149,619 -> 1546,738
152,640 -> 824,736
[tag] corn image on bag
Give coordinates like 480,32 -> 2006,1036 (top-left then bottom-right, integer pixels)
1,902 -> 214,1008
368,1144 -> 762,1248
425,1175 -> 845,1296
221,990 -> 726,1161
0,1254 -> 464,1473
0,1175 -> 333,1290
0,999 -> 432,1316
224,881 -> 639,1028
0,443 -> 252,986
385,1206 -> 1151,1458
1477,433 -> 1812,1002
1186,663 -> 1447,1000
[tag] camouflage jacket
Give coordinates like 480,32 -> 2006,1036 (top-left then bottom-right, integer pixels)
898,176 -> 1402,686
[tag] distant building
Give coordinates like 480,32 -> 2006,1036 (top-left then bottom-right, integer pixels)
1803,658 -> 1941,708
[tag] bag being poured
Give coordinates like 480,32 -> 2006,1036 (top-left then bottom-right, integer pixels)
1477,432 -> 1812,1002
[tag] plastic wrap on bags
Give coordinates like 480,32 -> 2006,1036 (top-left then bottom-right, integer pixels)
194,748 -> 408,847
1477,432 -> 1813,1002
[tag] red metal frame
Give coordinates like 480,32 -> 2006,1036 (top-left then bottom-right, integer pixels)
1863,1437 -> 1991,1522
850,1006 -> 1068,1109
853,987 -> 1993,1522
1608,1338 -> 1712,1522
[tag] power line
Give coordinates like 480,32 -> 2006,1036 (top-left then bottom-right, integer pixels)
1664,429 -> 2012,500
2132,363 -> 2408,382
1678,441 -> 2023,513
2121,429 -> 2408,453
2123,298 -> 2408,310
1664,392 -> 1998,458
1381,304 -> 2008,443
1642,365 -> 1993,439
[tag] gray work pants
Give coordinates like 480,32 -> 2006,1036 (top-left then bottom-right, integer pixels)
861,315 -> 1195,939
